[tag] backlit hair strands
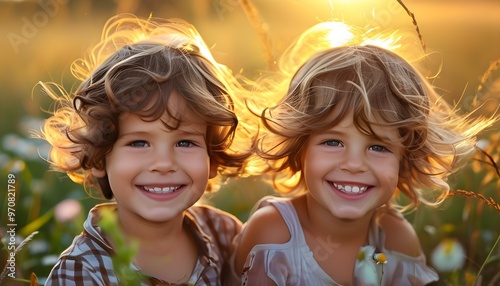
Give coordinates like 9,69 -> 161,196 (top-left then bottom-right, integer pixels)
71,14 -> 216,81
254,21 -> 498,211
40,14 -> 258,199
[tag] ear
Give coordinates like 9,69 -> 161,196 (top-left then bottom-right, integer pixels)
209,162 -> 218,179
91,168 -> 107,178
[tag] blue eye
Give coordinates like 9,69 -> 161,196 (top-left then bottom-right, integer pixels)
369,145 -> 388,152
323,140 -> 343,147
176,140 -> 194,147
129,141 -> 149,147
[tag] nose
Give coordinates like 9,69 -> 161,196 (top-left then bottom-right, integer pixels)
338,148 -> 368,173
148,147 -> 177,173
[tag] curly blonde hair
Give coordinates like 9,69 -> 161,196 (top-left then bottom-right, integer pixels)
256,22 -> 498,210
40,14 -> 257,199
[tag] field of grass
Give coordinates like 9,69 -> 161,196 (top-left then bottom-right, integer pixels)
1,1 -> 499,285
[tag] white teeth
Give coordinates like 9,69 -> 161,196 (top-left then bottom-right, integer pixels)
143,186 -> 180,194
333,183 -> 367,194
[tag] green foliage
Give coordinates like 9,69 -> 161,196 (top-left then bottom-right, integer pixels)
408,134 -> 500,285
97,208 -> 145,285
0,61 -> 498,286
0,2 -> 499,285
2,123 -> 498,285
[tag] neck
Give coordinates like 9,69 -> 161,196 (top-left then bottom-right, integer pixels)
115,208 -> 186,245
300,194 -> 374,244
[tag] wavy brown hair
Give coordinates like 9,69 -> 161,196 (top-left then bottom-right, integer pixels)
256,24 -> 498,210
40,14 -> 257,199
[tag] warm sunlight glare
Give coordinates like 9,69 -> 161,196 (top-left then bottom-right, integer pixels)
361,33 -> 402,51
323,21 -> 355,47
131,32 -> 148,44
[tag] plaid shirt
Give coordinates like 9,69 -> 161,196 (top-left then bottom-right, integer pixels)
45,202 -> 242,286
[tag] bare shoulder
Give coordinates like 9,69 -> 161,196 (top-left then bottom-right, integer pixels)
241,202 -> 291,244
378,210 -> 422,257
234,201 -> 291,272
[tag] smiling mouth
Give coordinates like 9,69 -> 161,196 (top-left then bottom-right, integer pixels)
141,186 -> 182,194
333,183 -> 368,194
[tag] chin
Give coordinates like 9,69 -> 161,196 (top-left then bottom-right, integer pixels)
333,206 -> 368,220
141,210 -> 181,222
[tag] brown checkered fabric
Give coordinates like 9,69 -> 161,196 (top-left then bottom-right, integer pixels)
44,203 -> 242,285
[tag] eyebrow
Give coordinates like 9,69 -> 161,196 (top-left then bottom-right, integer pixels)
117,130 -> 148,138
318,129 -> 346,136
120,127 -> 206,137
319,128 -> 398,142
374,134 -> 398,142
175,129 -> 206,136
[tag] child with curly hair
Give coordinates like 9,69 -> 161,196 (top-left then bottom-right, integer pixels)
42,14 -> 257,285
232,22 -> 497,285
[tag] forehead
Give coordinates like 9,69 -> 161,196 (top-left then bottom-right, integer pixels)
329,111 -> 401,141
119,90 -> 206,127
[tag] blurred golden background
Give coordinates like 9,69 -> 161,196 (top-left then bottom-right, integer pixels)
1,0 -> 499,121
0,0 -> 499,285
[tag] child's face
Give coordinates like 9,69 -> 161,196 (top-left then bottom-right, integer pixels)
302,112 -> 402,220
92,92 -> 213,223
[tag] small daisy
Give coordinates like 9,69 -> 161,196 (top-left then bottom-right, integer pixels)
373,252 -> 388,264
430,238 -> 466,273
355,245 -> 386,286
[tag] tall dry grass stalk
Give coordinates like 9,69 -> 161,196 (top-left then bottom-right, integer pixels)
238,0 -> 429,68
238,0 -> 275,70
0,231 -> 39,284
474,145 -> 500,178
447,190 -> 500,213
397,0 -> 426,52
477,58 -> 500,97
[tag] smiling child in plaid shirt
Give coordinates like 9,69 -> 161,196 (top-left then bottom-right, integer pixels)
41,14 -> 257,286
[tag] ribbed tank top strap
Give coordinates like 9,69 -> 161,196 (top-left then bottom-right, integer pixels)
267,199 -> 305,242
368,207 -> 401,249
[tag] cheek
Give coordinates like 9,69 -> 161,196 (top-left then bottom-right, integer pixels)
303,147 -> 331,170
385,173 -> 399,190
185,154 -> 211,177
105,153 -> 138,178
383,161 -> 400,190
